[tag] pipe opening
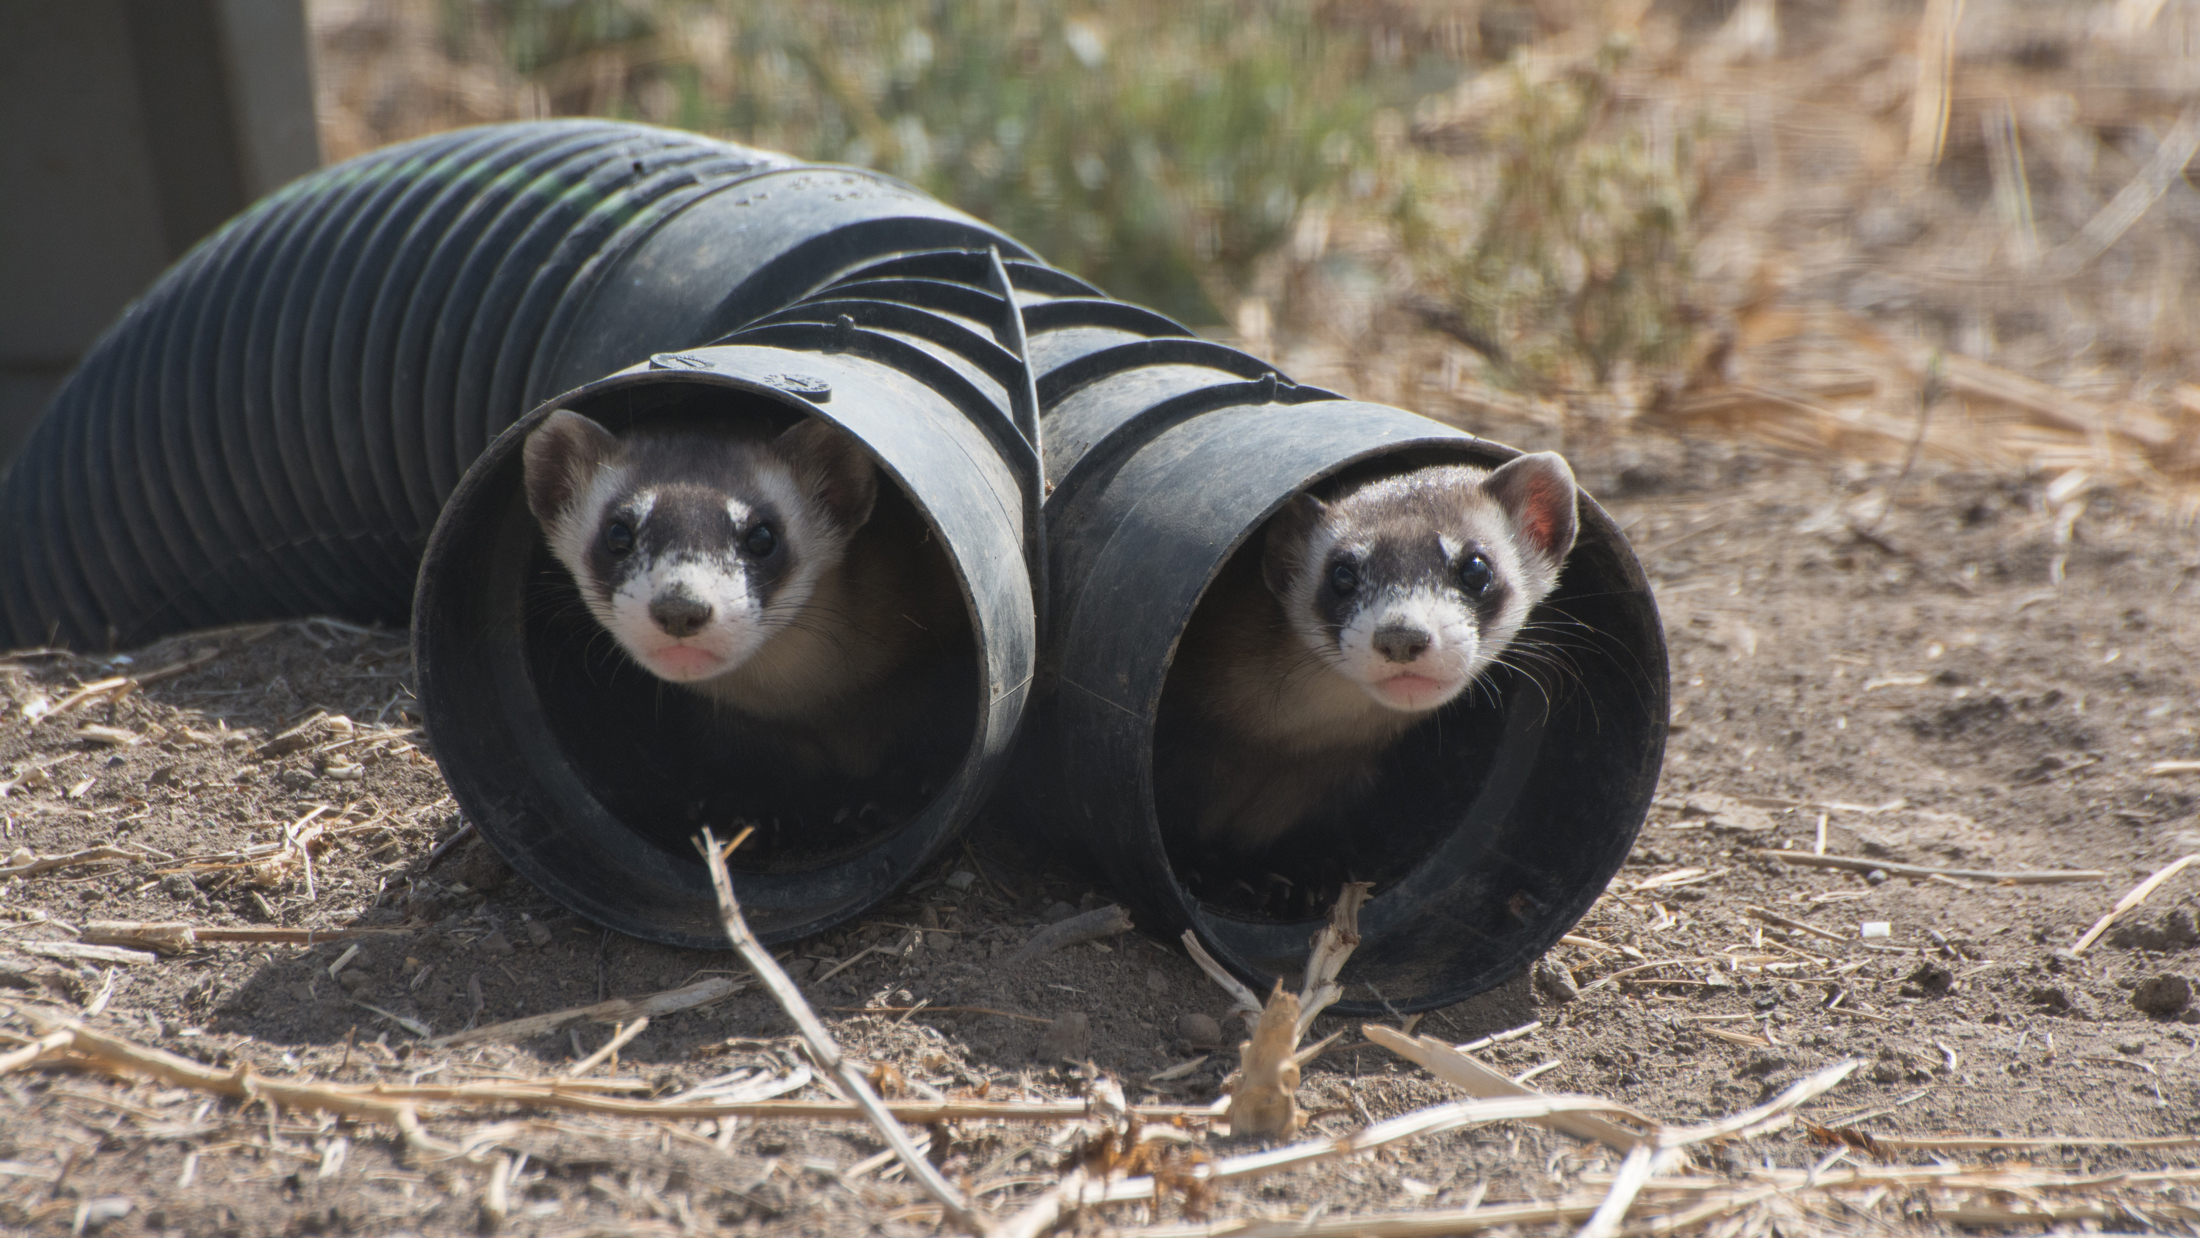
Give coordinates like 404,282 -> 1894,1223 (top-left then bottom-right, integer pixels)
519,388 -> 981,877
416,350 -> 1024,947
1046,431 -> 1668,1011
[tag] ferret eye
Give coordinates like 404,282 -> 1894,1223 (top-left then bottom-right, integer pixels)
1328,562 -> 1359,597
604,522 -> 634,557
743,523 -> 777,557
1457,553 -> 1494,595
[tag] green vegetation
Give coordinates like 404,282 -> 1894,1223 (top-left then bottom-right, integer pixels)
1410,40 -> 1701,392
439,0 -> 1696,382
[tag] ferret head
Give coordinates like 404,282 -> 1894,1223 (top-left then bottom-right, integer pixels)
521,409 -> 878,685
1261,453 -> 1578,714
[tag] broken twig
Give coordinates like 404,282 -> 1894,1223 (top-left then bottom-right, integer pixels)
1752,850 -> 2106,884
2071,853 -> 2200,955
697,826 -> 990,1234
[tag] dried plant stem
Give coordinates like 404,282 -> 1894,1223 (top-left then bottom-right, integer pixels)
0,846 -> 169,880
2070,852 -> 2199,954
0,1015 -> 1210,1124
1037,1093 -> 1656,1221
2051,105 -> 2200,276
1905,0 -> 1963,168
565,1017 -> 648,1077
0,1029 -> 74,1075
1098,1197 -> 1604,1238
1576,1142 -> 1681,1238
1741,906 -> 1846,943
6,1009 -> 456,1158
1752,850 -> 2106,884
1207,883 -> 1371,1137
995,1167 -> 1089,1238
695,826 -> 990,1235
430,976 -> 741,1047
1179,931 -> 1263,1015
1365,1026 -> 1858,1151
81,921 -> 414,953
1363,1024 -> 1649,1151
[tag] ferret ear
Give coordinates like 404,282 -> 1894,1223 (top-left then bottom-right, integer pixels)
522,409 -> 621,527
776,416 -> 879,530
1261,492 -> 1329,601
1484,451 -> 1579,566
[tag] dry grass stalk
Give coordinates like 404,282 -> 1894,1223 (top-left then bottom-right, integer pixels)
1366,1025 -> 1859,1148
0,844 -> 170,879
564,1017 -> 648,1077
2070,852 -> 2200,954
1363,1024 -> 1648,1152
3,1007 -> 457,1159
429,976 -> 741,1047
695,825 -> 990,1235
1099,1196 -> 1604,1237
18,941 -> 158,966
1207,882 -> 1370,1138
1364,1026 -> 1856,1237
1857,1131 -> 2200,1153
1751,850 -> 2106,884
79,921 -> 415,954
1906,0 -> 1964,168
0,1002 -> 1212,1126
1178,934 -> 1263,1017
1741,907 -> 1848,945
157,802 -> 403,892
1036,1093 -> 1657,1222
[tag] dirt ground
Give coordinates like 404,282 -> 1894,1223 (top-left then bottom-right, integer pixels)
5,436 -> 2200,1237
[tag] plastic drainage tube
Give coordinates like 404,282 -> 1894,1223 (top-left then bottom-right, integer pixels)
1,119 -> 1667,991
416,250 -> 1056,945
0,121 -> 1044,945
705,247 -> 1669,1008
0,120 -> 1023,652
996,271 -> 1673,1015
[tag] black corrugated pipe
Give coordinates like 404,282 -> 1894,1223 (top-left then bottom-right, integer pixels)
1,122 -> 1665,993
620,246 -> 1668,1006
0,121 -> 1045,944
988,266 -> 1670,1014
415,249 -> 1059,945
0,120 -> 1023,651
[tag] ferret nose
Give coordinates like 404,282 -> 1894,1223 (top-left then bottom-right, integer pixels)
1372,624 -> 1432,664
649,593 -> 713,638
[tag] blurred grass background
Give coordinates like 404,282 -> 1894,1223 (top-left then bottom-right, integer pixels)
308,0 -> 2200,496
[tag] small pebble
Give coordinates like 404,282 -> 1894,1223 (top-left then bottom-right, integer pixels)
1865,869 -> 1888,885
1859,921 -> 1891,939
1177,1012 -> 1223,1047
1534,957 -> 1580,1003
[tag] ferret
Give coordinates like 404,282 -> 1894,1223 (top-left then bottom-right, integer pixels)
522,408 -> 966,780
1157,452 -> 1580,849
